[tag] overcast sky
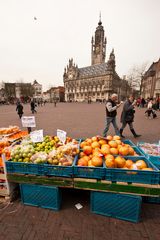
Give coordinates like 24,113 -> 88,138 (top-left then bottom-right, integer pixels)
0,0 -> 159,91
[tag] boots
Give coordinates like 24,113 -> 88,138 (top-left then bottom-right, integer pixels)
120,129 -> 125,138
131,129 -> 141,138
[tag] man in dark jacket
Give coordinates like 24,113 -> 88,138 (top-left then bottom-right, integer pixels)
103,93 -> 123,137
16,102 -> 24,119
120,96 -> 141,138
30,100 -> 37,114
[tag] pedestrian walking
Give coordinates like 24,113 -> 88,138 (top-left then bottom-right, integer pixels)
145,99 -> 153,118
54,100 -> 57,107
30,100 -> 37,114
16,102 -> 24,119
120,95 -> 141,138
41,100 -> 43,106
141,98 -> 146,108
103,93 -> 123,137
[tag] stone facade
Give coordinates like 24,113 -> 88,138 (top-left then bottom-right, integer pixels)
63,18 -> 129,102
45,86 -> 65,102
141,59 -> 160,99
33,80 -> 42,100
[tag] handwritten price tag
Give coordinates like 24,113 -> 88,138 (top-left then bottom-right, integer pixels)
30,130 -> 43,143
21,116 -> 36,128
57,129 -> 67,144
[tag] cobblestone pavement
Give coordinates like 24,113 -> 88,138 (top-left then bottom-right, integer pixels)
0,103 -> 160,240
0,102 -> 160,142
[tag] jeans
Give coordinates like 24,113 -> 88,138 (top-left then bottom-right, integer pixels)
103,117 -> 119,137
121,122 -> 133,130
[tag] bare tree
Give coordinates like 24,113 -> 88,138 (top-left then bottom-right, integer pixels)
19,82 -> 34,97
4,82 -> 16,98
127,62 -> 149,94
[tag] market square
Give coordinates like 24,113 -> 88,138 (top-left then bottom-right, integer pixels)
0,103 -> 160,240
0,0 -> 160,240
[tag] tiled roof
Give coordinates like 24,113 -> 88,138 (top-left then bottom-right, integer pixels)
78,63 -> 109,77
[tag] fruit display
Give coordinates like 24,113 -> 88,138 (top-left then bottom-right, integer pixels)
138,143 -> 160,156
7,131 -> 28,141
10,145 -> 35,163
31,152 -> 48,164
47,142 -> 79,166
105,156 -> 153,171
0,126 -> 20,135
0,139 -> 10,155
9,135 -> 79,165
33,135 -> 62,154
78,135 -> 139,167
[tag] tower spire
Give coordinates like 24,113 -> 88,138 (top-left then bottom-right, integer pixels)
91,13 -> 106,65
98,12 -> 102,25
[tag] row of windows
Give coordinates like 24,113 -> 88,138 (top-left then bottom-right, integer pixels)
67,87 -> 103,92
65,81 -> 105,88
75,92 -> 104,97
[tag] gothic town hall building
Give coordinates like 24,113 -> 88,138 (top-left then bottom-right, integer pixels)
63,18 -> 129,102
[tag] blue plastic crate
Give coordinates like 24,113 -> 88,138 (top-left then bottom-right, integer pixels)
122,139 -> 136,147
6,161 -> 44,175
73,155 -> 105,179
43,163 -> 74,177
6,157 -> 76,177
105,156 -> 159,184
132,146 -> 144,156
91,191 -> 142,223
148,156 -> 160,184
149,156 -> 160,170
137,142 -> 159,158
143,196 -> 160,204
20,184 -> 61,210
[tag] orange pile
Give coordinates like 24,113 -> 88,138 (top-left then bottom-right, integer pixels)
78,135 -> 152,170
105,155 -> 153,170
0,141 -> 10,155
8,131 -> 28,141
0,126 -> 19,135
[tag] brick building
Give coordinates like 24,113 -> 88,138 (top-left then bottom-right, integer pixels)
45,86 -> 65,102
141,58 -> 160,99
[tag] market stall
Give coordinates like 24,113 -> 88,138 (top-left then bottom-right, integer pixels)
1,129 -> 160,222
0,126 -> 28,198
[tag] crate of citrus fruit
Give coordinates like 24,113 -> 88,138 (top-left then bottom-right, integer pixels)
74,135 -> 159,183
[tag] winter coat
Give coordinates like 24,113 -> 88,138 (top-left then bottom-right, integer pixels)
121,100 -> 135,123
30,101 -> 35,110
16,104 -> 23,114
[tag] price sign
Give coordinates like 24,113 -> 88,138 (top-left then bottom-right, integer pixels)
30,130 -> 43,143
21,116 -> 36,128
57,129 -> 67,144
